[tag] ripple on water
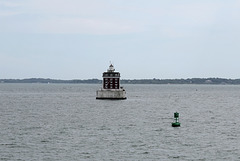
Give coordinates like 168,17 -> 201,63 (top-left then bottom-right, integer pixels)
0,84 -> 240,160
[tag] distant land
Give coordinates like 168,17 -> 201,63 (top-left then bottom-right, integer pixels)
1,78 -> 240,84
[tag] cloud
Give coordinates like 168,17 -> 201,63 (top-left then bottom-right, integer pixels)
38,17 -> 140,34
0,1 -> 22,17
29,0 -> 144,34
0,0 -> 143,34
0,1 -> 21,8
27,0 -> 114,17
0,11 -> 21,16
1,0 -> 240,36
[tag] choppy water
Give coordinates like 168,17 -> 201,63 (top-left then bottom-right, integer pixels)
0,84 -> 240,160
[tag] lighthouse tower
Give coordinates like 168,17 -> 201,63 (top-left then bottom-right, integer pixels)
96,64 -> 126,99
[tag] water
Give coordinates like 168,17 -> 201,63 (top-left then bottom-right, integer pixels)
0,84 -> 240,160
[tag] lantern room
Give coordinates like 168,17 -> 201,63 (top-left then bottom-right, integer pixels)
102,64 -> 120,89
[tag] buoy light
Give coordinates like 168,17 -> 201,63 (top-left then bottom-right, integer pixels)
172,112 -> 181,127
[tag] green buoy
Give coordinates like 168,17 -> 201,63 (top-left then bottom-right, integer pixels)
172,112 -> 181,127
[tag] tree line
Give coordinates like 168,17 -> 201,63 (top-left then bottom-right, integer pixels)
1,78 -> 240,84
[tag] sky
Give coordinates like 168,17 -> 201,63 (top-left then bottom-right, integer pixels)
0,0 -> 240,79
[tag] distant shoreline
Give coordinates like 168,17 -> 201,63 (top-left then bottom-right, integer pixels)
1,78 -> 240,84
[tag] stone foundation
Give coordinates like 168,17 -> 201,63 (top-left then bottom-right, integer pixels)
96,89 -> 127,99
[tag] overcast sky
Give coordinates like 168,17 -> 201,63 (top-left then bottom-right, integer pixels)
0,0 -> 240,79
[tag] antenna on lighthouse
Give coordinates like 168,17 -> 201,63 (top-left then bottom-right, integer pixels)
109,61 -> 114,66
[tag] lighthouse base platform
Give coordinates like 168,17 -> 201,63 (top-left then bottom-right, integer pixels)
96,89 -> 127,100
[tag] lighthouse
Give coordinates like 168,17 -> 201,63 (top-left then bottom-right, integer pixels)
96,64 -> 127,99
